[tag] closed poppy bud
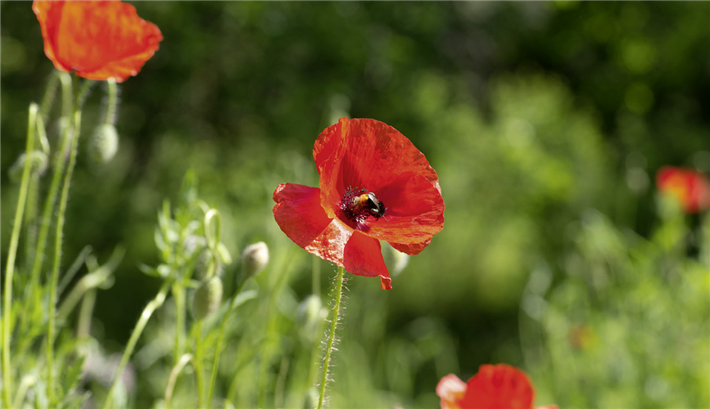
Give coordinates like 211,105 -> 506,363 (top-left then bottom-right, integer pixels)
9,151 -> 49,182
192,276 -> 223,320
88,123 -> 119,164
242,242 -> 269,279
32,0 -> 163,83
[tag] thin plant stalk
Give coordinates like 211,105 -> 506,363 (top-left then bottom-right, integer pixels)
206,278 -> 248,408
24,172 -> 40,263
103,279 -> 172,409
104,79 -> 118,125
46,100 -> 83,406
77,289 -> 97,339
1,103 -> 38,409
25,72 -> 73,316
173,282 -> 186,363
193,321 -> 206,409
317,266 -> 346,409
164,353 -> 194,409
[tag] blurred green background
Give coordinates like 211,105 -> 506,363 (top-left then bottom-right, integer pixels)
2,2 -> 709,408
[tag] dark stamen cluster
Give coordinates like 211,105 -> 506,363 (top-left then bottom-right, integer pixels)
340,186 -> 370,223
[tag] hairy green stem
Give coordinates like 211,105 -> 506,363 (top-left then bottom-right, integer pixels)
317,266 -> 346,409
46,100 -> 82,405
206,278 -> 248,408
103,279 -> 172,409
105,79 -> 118,125
1,103 -> 38,409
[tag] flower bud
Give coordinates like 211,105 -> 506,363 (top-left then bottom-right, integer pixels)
241,242 -> 269,279
192,276 -> 223,320
9,151 -> 49,182
88,123 -> 119,164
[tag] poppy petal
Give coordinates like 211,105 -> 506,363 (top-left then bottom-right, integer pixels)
656,166 -> 710,214
389,238 -> 431,255
343,231 -> 392,290
361,172 -> 444,244
314,117 -> 444,243
461,364 -> 535,409
33,0 -> 162,83
436,374 -> 467,409
273,183 -> 353,266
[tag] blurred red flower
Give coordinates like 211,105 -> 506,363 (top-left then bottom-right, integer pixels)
656,166 -> 710,214
33,0 -> 162,83
273,117 -> 444,290
437,364 -> 557,409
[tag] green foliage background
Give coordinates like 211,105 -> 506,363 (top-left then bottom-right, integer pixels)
2,2 -> 709,408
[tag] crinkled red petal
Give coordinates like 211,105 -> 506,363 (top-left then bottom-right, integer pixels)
436,374 -> 467,409
314,117 -> 444,243
343,231 -> 392,290
461,364 -> 534,409
389,238 -> 431,255
33,0 -> 162,83
273,183 -> 352,266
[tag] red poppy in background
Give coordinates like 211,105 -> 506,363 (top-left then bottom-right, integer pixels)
437,364 -> 557,409
33,0 -> 162,83
273,117 -> 444,290
656,166 -> 710,214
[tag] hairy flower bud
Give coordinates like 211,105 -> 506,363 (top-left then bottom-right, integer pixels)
241,242 -> 269,279
88,123 -> 119,164
9,151 -> 48,182
192,276 -> 223,320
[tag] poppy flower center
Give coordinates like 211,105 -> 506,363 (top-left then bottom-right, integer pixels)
340,186 -> 386,223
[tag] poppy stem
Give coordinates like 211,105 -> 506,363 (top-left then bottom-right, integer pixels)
105,78 -> 118,125
1,103 -> 38,409
103,279 -> 172,409
206,276 -> 248,409
317,265 -> 346,409
46,85 -> 83,405
193,320 -> 206,409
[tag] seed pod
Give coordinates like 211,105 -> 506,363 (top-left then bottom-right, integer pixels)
9,151 -> 49,182
192,276 -> 223,320
88,123 -> 119,164
241,242 -> 269,279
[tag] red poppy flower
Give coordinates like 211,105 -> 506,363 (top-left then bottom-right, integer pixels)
273,117 -> 444,290
33,0 -> 163,83
656,166 -> 710,214
437,364 -> 557,409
